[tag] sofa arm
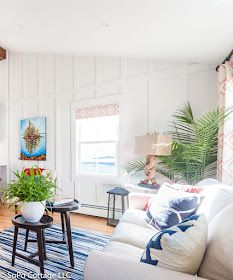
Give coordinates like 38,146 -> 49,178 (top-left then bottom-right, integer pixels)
128,192 -> 156,210
84,251 -> 207,280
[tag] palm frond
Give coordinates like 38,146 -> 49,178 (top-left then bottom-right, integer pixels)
126,160 -> 146,175
172,102 -> 194,125
126,103 -> 232,185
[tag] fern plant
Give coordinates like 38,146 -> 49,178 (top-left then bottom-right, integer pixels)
126,103 -> 229,184
1,167 -> 57,205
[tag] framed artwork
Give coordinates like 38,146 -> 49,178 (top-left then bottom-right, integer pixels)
20,117 -> 47,161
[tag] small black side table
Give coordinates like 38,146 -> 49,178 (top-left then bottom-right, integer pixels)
24,200 -> 81,268
107,187 -> 129,227
12,214 -> 53,275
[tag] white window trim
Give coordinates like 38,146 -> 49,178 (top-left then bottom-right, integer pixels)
70,95 -> 122,182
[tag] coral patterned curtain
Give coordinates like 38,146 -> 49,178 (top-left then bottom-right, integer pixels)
217,61 -> 233,184
76,103 -> 119,119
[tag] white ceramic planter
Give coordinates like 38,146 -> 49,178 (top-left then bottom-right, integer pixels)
21,201 -> 46,223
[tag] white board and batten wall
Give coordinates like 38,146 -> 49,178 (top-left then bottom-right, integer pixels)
0,53 -> 217,217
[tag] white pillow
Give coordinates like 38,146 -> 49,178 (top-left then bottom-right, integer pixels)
198,203 -> 233,280
141,214 -> 208,275
151,183 -> 200,206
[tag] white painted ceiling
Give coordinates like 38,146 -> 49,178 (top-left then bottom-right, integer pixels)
0,0 -> 233,63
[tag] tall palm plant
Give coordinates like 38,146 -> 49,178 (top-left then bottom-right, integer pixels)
126,103 -> 229,184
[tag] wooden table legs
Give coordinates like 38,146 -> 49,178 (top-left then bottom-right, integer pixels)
24,211 -> 75,268
24,229 -> 29,251
37,230 -> 45,274
11,226 -> 18,266
12,227 -> 46,275
64,211 -> 74,268
61,212 -> 66,242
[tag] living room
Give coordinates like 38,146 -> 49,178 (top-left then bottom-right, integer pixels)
0,0 -> 232,279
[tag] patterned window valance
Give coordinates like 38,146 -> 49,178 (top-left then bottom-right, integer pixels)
76,103 -> 119,119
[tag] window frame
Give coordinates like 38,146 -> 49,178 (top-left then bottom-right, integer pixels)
71,96 -> 121,180
76,124 -> 119,177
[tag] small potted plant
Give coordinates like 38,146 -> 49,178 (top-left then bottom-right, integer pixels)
2,167 -> 56,223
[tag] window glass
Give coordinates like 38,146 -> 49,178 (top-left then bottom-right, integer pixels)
80,143 -> 117,175
76,113 -> 119,176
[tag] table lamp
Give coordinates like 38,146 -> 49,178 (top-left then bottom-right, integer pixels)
135,133 -> 172,187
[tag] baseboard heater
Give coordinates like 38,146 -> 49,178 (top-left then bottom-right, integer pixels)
81,203 -> 122,213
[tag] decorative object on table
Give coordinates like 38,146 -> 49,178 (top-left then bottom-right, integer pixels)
11,214 -> 53,275
25,199 -> 81,268
2,167 -> 56,223
133,133 -> 172,187
46,195 -> 74,207
107,187 -> 129,227
0,225 -> 109,279
141,214 -> 208,275
20,116 -> 47,161
127,103 -> 231,184
123,183 -> 159,194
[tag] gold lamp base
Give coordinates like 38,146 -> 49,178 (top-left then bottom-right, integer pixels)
140,155 -> 157,185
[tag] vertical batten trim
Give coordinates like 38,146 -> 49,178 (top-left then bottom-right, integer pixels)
55,95 -> 61,192
146,79 -> 150,133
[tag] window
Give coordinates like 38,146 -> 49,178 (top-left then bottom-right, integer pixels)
76,103 -> 119,176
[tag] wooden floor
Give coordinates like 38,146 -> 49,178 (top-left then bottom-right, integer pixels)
0,205 -> 114,235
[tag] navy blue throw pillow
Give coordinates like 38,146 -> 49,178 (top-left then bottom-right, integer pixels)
169,196 -> 199,220
147,195 -> 200,230
154,209 -> 180,230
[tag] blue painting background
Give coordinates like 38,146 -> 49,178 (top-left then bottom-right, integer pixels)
20,117 -> 46,158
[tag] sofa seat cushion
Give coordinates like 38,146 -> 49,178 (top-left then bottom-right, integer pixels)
104,241 -> 143,261
120,209 -> 154,229
111,222 -> 157,249
198,203 -> 233,280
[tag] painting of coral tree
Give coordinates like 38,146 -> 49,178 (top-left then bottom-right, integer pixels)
20,117 -> 46,161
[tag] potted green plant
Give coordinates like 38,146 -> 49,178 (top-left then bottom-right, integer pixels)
126,103 -> 232,184
2,167 -> 56,222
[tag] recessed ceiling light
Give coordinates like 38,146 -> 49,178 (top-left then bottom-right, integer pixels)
100,22 -> 110,28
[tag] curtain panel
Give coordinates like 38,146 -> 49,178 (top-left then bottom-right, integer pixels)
76,103 -> 119,119
217,61 -> 233,184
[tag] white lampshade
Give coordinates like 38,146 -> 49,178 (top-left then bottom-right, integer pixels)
135,134 -> 172,156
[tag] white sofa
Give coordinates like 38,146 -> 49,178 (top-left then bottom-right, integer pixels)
84,182 -> 233,280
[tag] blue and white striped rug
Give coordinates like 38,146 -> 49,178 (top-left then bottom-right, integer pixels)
0,225 -> 110,279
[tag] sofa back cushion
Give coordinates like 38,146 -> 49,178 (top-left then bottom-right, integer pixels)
196,178 -> 220,186
198,203 -> 233,280
197,185 -> 233,224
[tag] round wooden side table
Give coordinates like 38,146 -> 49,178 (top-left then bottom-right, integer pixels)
12,214 -> 53,275
24,200 -> 81,268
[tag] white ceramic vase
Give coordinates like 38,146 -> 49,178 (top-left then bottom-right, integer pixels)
21,201 -> 46,223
